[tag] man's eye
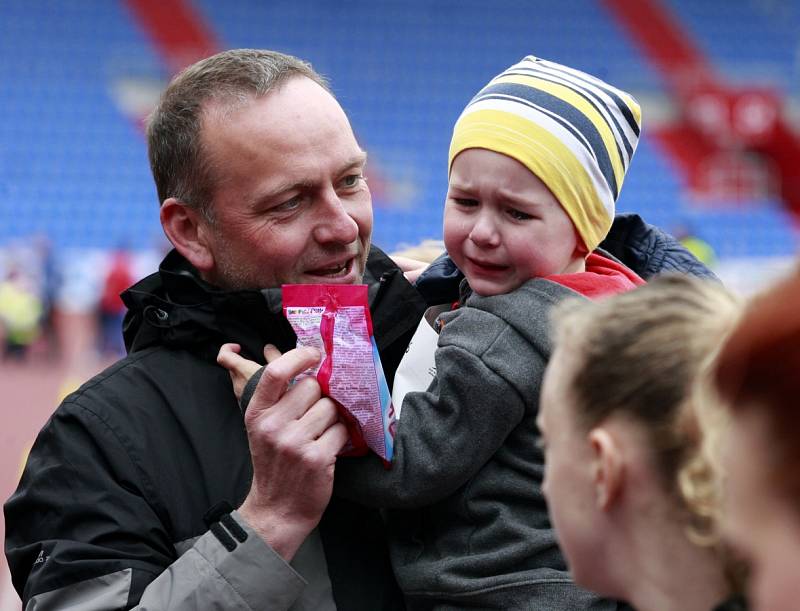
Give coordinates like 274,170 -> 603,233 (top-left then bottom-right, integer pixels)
275,196 -> 302,211
341,174 -> 363,188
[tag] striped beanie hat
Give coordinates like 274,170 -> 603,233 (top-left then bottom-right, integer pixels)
449,56 -> 642,252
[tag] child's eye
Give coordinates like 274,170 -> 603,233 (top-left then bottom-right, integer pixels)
508,208 -> 533,221
454,198 -> 479,207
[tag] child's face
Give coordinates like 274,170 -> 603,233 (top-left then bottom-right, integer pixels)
444,148 -> 584,296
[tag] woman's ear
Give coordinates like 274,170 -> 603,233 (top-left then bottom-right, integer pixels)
160,198 -> 215,273
588,427 -> 624,510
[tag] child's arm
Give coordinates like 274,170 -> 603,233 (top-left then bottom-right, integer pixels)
333,300 -> 548,509
218,303 -> 547,510
217,343 -> 266,409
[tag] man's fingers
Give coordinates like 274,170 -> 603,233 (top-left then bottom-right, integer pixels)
298,398 -> 341,439
250,346 -> 321,409
316,421 -> 349,457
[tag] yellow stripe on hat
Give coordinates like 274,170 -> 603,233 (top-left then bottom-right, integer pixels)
618,90 -> 642,127
449,109 -> 612,251
495,73 -> 626,190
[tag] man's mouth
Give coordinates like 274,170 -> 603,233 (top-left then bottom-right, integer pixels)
306,257 -> 354,278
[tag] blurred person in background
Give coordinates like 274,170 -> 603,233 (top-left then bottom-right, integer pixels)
537,274 -> 748,611
713,266 -> 800,611
6,47 -> 716,611
35,235 -> 62,359
0,263 -> 43,361
673,221 -> 717,270
97,246 -> 134,357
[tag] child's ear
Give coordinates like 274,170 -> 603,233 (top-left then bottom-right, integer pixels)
574,228 -> 590,257
572,223 -> 589,259
587,427 -> 623,510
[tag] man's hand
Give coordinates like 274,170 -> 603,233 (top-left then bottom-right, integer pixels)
235,346 -> 348,561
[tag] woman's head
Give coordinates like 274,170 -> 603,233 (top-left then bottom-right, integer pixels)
444,55 -> 642,295
537,274 -> 741,598
713,267 -> 800,611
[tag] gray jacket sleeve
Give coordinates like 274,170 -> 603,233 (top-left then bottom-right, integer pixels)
133,515 -> 335,611
23,513 -> 309,611
334,293 -> 548,508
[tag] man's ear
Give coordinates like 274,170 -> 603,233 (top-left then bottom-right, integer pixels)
160,198 -> 215,273
588,427 -> 623,510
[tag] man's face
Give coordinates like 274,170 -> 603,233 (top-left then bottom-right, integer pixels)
443,148 -> 583,297
198,76 -> 373,290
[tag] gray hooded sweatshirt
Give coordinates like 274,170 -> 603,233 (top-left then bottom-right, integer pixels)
334,277 -> 625,610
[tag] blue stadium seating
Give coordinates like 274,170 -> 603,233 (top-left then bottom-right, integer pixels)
0,0 -> 797,258
667,0 -> 800,97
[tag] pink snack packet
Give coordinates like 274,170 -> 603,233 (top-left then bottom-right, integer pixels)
282,284 -> 397,464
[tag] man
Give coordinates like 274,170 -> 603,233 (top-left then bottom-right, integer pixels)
5,49 -> 426,610
5,48 -> 714,610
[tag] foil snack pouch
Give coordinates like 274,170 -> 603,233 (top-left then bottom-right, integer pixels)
282,284 -> 396,463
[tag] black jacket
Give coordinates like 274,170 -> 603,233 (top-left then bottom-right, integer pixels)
5,246 -> 426,610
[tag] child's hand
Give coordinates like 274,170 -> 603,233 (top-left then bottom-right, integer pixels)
217,343 -> 263,400
391,255 -> 431,284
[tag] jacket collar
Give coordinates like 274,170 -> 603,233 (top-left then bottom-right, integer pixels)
121,250 -> 293,362
121,246 -> 420,364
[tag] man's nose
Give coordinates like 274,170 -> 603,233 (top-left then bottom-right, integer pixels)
314,190 -> 360,244
468,212 -> 500,247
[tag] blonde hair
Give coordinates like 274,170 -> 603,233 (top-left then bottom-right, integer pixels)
551,274 -> 741,540
679,366 -> 732,547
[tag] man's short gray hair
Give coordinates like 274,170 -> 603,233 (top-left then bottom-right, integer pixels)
146,49 -> 330,221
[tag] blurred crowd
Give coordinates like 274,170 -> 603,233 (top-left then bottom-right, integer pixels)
0,237 -> 58,362
0,237 -> 161,364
